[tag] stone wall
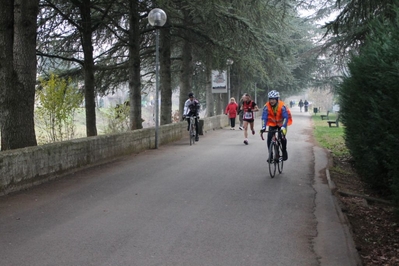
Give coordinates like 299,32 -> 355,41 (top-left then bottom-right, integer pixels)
0,115 -> 228,195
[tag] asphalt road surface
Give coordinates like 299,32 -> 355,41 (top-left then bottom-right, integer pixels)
0,107 -> 359,266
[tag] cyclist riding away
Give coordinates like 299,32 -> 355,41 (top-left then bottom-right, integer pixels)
260,90 -> 292,161
183,92 -> 201,141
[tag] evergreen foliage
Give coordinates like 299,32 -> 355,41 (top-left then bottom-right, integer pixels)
2,0 -> 324,149
324,0 -> 396,52
338,13 -> 399,203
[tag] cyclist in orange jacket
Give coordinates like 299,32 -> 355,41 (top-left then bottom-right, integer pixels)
260,90 -> 291,161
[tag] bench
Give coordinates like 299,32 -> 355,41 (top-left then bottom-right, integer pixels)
327,113 -> 341,127
320,110 -> 330,120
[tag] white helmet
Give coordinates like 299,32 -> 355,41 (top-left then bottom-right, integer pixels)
268,90 -> 280,99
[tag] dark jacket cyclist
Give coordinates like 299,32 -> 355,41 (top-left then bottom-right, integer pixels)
183,92 -> 200,141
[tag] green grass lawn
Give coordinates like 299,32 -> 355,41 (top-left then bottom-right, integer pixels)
33,105 -> 173,145
312,113 -> 349,157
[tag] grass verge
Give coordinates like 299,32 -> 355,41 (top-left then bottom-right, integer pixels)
312,112 -> 349,157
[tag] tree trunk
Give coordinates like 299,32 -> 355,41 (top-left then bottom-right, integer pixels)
160,26 -> 172,125
128,0 -> 142,130
205,64 -> 214,117
215,94 -> 222,115
0,0 -> 38,150
179,40 -> 193,118
79,0 -> 97,136
0,0 -> 14,150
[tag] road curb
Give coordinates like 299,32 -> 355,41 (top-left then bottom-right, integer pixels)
326,168 -> 363,266
326,168 -> 336,192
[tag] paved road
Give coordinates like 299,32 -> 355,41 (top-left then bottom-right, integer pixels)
0,107 -> 359,266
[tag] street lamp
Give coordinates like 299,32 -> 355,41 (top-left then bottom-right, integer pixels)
148,8 -> 167,149
226,59 -> 234,102
254,82 -> 257,118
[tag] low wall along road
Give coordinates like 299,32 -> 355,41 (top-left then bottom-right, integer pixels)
0,115 -> 228,195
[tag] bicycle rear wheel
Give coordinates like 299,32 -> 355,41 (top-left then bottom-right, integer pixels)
268,141 -> 276,178
276,142 -> 284,173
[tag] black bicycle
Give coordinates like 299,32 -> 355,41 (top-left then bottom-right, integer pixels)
261,129 -> 284,178
187,116 -> 197,146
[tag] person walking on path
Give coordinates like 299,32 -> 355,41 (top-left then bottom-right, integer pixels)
225,97 -> 239,130
304,100 -> 309,112
298,99 -> 304,112
240,93 -> 259,145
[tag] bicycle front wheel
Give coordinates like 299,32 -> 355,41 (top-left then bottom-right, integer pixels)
276,142 -> 284,174
268,141 -> 276,178
189,120 -> 195,146
191,124 -> 196,145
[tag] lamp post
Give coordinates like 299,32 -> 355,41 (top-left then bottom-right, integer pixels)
254,82 -> 257,118
226,59 -> 234,103
148,8 -> 167,149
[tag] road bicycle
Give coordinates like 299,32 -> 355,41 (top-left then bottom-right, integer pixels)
187,116 -> 197,146
260,129 -> 284,178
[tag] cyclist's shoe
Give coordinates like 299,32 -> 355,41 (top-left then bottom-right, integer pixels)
243,139 -> 248,145
267,153 -> 274,163
195,136 -> 199,141
283,150 -> 288,161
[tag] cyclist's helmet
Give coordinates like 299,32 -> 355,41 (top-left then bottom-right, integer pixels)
268,90 -> 280,99
188,92 -> 194,98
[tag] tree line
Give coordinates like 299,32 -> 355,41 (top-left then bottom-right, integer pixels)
324,0 -> 399,206
1,0 -> 325,151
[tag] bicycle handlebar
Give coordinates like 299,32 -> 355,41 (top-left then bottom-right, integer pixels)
260,129 -> 281,141
182,115 -> 197,121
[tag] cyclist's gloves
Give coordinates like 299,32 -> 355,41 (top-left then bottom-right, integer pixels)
182,115 -> 186,120
260,127 -> 266,133
281,127 -> 287,135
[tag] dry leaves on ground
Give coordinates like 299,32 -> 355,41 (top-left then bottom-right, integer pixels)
330,157 -> 399,266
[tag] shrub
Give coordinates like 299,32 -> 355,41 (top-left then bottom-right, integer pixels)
100,103 -> 130,134
338,16 -> 399,203
35,74 -> 83,143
